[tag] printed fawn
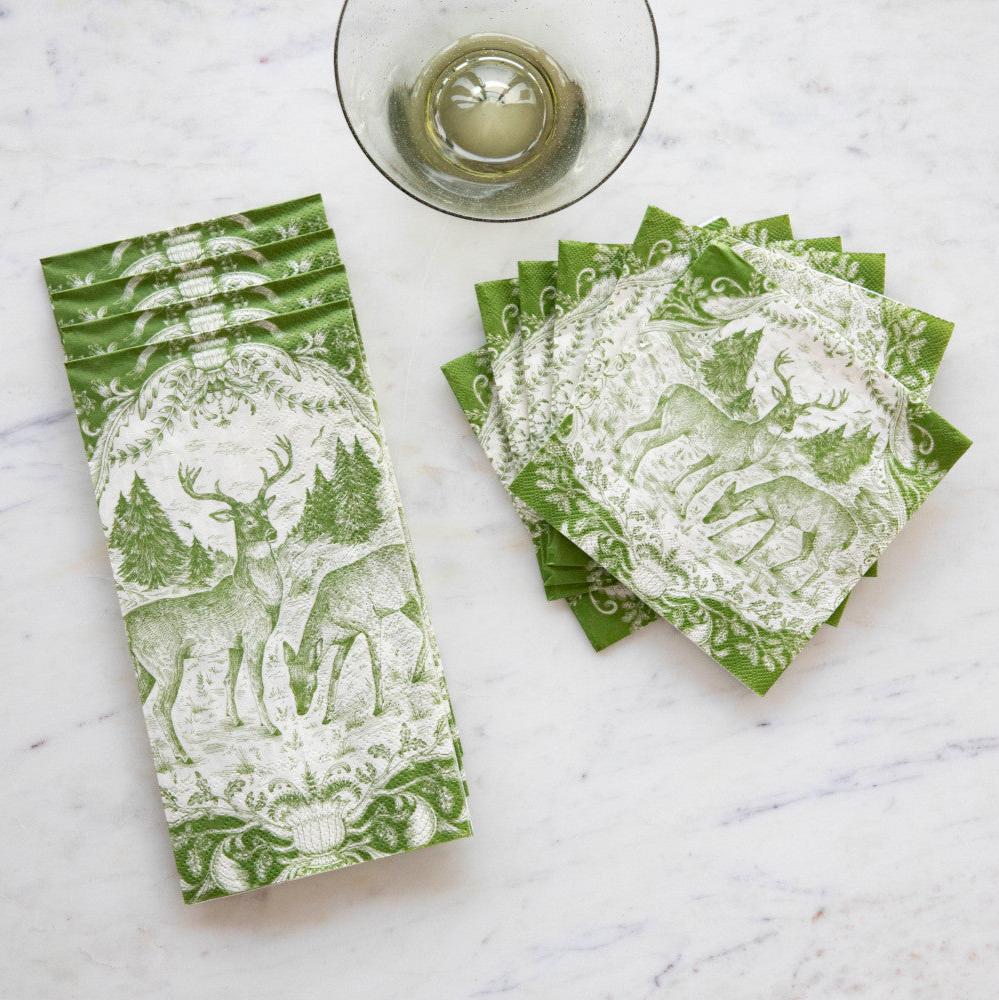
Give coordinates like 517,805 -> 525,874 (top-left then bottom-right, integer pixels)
704,477 -> 857,594
618,351 -> 847,513
283,544 -> 426,722
125,437 -> 293,763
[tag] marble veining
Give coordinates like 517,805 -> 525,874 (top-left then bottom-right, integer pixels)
1,1 -> 998,997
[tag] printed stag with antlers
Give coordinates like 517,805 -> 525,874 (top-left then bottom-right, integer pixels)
124,437 -> 293,763
619,350 -> 848,514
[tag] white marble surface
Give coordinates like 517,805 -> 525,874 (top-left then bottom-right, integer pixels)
2,1 -> 998,997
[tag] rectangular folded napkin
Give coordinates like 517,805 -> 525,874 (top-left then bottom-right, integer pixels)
510,241 -> 970,692
46,196 -> 470,901
41,194 -> 328,292
57,265 -> 351,363
48,228 -> 341,328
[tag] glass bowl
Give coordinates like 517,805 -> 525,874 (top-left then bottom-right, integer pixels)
334,0 -> 659,222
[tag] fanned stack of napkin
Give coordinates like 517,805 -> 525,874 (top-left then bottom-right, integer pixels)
444,208 -> 970,694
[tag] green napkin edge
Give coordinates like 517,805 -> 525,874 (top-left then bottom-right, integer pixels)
513,242 -> 971,692
57,264 -> 352,363
41,194 -> 327,293
518,260 -> 558,324
475,278 -> 520,355
49,228 -> 342,333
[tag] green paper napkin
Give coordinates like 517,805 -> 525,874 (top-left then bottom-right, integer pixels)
57,265 -> 352,363
41,194 -> 328,293
511,241 -> 970,693
477,273 -> 531,457
443,210 -> 908,654
549,214 -> 895,634
47,201 -> 470,902
517,260 -> 559,446
447,279 -> 591,600
49,228 -> 341,329
444,213 -> 802,651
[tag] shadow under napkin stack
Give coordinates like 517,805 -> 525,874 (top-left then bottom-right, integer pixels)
443,207 -> 970,694
42,194 -> 471,903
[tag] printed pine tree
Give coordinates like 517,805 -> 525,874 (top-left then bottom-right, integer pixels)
294,440 -> 384,544
800,424 -> 877,484
113,474 -> 189,589
211,546 -> 235,575
188,536 -> 215,586
109,492 -> 130,552
701,328 -> 762,413
295,467 -> 338,543
328,439 -> 384,544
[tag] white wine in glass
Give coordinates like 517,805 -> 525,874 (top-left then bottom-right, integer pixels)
393,33 -> 585,187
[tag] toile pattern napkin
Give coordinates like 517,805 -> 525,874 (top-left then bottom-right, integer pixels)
444,207 -> 968,691
45,196 -> 470,902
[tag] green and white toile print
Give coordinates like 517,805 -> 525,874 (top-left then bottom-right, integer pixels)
730,238 -> 946,402
511,242 -> 970,693
475,276 -> 525,461
49,208 -> 470,902
58,265 -> 351,363
517,261 -> 602,597
442,208 -> 903,652
444,286 -> 590,602
444,212 -> 815,649
548,213 -> 795,442
550,216 -> 812,646
49,228 -> 341,329
442,352 -> 593,603
548,240 -> 639,437
516,259 -> 559,446
41,194 -> 328,293
475,260 -> 561,466
551,213 -> 897,635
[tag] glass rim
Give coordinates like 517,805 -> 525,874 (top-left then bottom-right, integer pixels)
333,0 -> 660,223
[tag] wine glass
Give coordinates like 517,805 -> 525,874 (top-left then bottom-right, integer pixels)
334,0 -> 659,222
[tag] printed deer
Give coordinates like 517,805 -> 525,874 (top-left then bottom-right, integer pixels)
125,437 -> 293,764
283,544 -> 427,723
618,351 -> 847,513
703,476 -> 857,593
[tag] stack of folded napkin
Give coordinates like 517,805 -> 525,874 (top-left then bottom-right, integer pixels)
43,195 -> 470,902
444,207 -> 970,694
